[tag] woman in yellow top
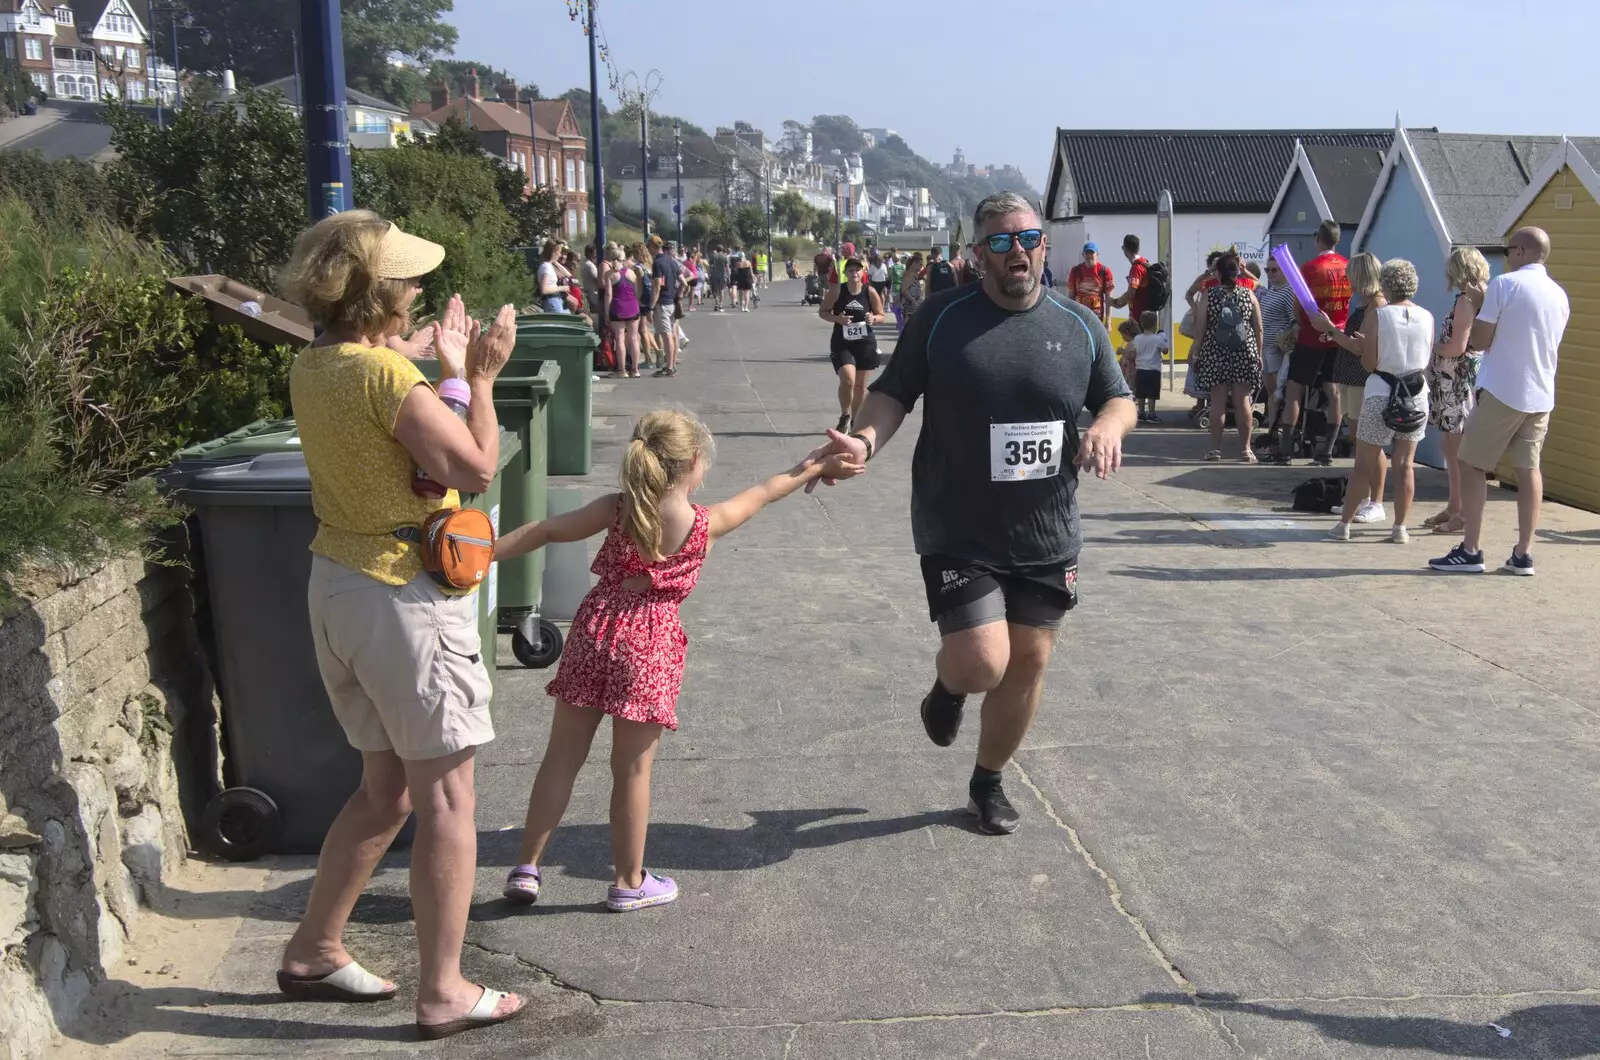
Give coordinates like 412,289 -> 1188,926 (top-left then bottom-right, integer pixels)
276,210 -> 525,1041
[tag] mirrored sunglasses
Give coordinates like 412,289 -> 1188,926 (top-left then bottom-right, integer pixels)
983,229 -> 1044,254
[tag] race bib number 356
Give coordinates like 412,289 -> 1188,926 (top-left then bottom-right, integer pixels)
990,421 -> 1065,482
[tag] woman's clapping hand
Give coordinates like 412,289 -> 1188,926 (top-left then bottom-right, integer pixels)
467,303 -> 518,383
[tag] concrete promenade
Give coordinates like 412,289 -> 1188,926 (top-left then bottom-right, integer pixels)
63,279 -> 1600,1058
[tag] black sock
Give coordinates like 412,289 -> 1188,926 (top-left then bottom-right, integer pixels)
970,765 -> 1003,796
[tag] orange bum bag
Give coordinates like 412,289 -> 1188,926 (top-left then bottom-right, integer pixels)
395,508 -> 495,590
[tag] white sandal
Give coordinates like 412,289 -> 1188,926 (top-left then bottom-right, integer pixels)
416,985 -> 527,1041
276,960 -> 396,1001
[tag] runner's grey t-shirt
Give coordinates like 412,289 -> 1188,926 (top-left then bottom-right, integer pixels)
870,285 -> 1129,569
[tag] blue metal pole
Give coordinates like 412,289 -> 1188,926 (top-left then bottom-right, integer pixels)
587,0 -> 605,251
147,0 -> 161,128
639,106 -> 649,240
300,0 -> 352,218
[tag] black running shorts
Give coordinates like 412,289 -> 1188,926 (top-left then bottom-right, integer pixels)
919,555 -> 1077,636
1287,344 -> 1334,387
830,338 -> 880,372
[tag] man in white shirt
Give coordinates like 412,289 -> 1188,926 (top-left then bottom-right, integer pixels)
1430,227 -> 1570,576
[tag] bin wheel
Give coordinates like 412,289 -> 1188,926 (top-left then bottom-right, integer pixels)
512,620 -> 564,669
200,787 -> 280,862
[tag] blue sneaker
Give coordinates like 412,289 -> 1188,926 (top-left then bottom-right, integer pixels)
1504,549 -> 1536,576
1429,544 -> 1485,573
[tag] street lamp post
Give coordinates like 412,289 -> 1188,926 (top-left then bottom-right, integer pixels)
300,0 -> 352,218
674,121 -> 683,247
585,0 -> 605,253
618,69 -> 663,241
834,165 -> 844,249
763,160 -> 773,281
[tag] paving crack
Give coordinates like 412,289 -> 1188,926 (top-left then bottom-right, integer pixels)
1222,985 -> 1600,1006
1009,759 -> 1194,994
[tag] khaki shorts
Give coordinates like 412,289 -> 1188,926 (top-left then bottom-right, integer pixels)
1458,390 -> 1550,471
307,556 -> 495,761
651,301 -> 676,336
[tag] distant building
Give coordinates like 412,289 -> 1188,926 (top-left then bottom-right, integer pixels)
1,0 -> 174,103
252,76 -> 431,150
410,70 -> 590,240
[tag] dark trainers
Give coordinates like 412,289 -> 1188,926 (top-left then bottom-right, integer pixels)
919,679 -> 966,747
1504,549 -> 1536,576
967,785 -> 1021,835
1429,544 -> 1486,573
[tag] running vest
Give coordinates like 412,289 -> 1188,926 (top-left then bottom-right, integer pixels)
926,259 -> 957,293
832,283 -> 874,344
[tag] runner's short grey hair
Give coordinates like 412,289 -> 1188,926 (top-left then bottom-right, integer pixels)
972,192 -> 1040,236
1379,258 -> 1419,302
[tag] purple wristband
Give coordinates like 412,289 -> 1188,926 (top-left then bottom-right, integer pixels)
437,377 -> 471,408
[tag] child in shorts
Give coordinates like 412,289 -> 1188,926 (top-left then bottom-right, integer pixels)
1130,311 -> 1170,423
1116,319 -> 1140,391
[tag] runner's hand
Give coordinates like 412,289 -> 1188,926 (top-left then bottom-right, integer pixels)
802,429 -> 867,493
1075,424 -> 1123,480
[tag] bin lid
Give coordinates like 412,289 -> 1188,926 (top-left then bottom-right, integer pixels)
499,359 -> 561,396
173,418 -> 299,460
512,330 -> 598,352
180,452 -> 314,507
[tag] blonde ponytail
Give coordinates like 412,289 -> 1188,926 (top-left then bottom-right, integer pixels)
619,409 -> 714,561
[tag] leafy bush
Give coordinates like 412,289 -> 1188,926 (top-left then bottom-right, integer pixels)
0,150 -> 114,230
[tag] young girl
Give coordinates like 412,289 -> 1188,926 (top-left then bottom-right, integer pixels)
495,410 -> 864,912
1116,318 -> 1140,391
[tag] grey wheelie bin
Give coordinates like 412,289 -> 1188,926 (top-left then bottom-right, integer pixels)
174,433 -> 518,861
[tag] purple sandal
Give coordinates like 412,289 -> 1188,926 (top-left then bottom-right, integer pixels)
606,870 -> 678,912
502,864 -> 541,905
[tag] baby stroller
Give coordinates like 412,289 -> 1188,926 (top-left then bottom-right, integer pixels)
803,273 -> 823,305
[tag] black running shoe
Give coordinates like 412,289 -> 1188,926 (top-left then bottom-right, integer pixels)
968,785 -> 1020,835
919,679 -> 965,747
836,414 -> 850,433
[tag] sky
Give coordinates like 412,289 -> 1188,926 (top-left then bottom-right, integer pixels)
445,0 -> 1600,191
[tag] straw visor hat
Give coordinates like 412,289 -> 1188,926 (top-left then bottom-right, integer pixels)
377,222 -> 446,279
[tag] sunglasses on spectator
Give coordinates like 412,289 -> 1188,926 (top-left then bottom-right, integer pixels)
980,229 -> 1044,254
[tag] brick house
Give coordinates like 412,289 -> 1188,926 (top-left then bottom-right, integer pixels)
1,0 -> 170,103
1,0 -> 64,97
410,69 -> 590,241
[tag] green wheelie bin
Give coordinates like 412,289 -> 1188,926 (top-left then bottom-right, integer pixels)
509,320 -> 599,476
414,360 -> 565,668
168,431 -> 518,861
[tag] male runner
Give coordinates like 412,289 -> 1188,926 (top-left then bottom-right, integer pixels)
923,245 -> 958,296
807,192 -> 1136,833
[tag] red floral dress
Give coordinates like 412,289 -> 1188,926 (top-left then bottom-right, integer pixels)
544,503 -> 709,729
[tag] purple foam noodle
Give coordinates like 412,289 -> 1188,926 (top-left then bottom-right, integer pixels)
1271,244 -> 1320,318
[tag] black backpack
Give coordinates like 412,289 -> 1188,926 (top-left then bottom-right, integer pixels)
1292,476 -> 1347,513
1142,261 -> 1171,312
927,260 -> 956,293
1209,293 -> 1252,352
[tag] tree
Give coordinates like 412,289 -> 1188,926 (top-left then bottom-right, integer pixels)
770,189 -> 813,237
420,116 -> 562,249
684,201 -> 733,249
809,114 -> 866,157
172,0 -> 457,105
810,209 -> 837,244
733,204 -> 768,250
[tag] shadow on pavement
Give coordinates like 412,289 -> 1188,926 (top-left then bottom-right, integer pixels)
149,808 -> 968,925
1143,992 -> 1600,1057
1111,566 -> 1434,581
59,984 -> 419,1047
1538,528 -> 1600,545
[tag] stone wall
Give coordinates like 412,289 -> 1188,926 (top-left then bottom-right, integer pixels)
0,555 -> 216,1059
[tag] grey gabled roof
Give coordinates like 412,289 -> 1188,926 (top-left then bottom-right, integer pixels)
1301,144 -> 1385,222
1406,131 -> 1564,247
253,76 -> 408,118
1048,128 -> 1396,213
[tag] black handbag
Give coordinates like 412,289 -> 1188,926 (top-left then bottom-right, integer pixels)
1377,371 -> 1427,434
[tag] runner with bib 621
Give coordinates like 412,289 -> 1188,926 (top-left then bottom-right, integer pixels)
803,192 -> 1136,835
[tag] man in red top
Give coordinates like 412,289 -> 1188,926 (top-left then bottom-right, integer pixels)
1110,233 -> 1149,322
1067,241 -> 1115,327
1276,220 -> 1350,465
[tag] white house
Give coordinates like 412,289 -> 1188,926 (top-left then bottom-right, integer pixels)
1042,127 -> 1395,313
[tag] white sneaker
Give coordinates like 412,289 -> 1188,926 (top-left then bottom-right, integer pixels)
1390,525 -> 1410,544
1329,521 -> 1351,541
1353,500 -> 1385,524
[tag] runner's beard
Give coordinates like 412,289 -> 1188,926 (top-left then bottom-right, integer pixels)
998,265 -> 1038,299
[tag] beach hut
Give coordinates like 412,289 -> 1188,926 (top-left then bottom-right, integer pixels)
1353,123 -> 1570,466
1263,141 -> 1386,260
1490,138 -> 1600,512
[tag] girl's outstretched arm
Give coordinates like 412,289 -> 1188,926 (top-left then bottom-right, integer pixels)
708,455 -> 863,541
496,493 -> 620,560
